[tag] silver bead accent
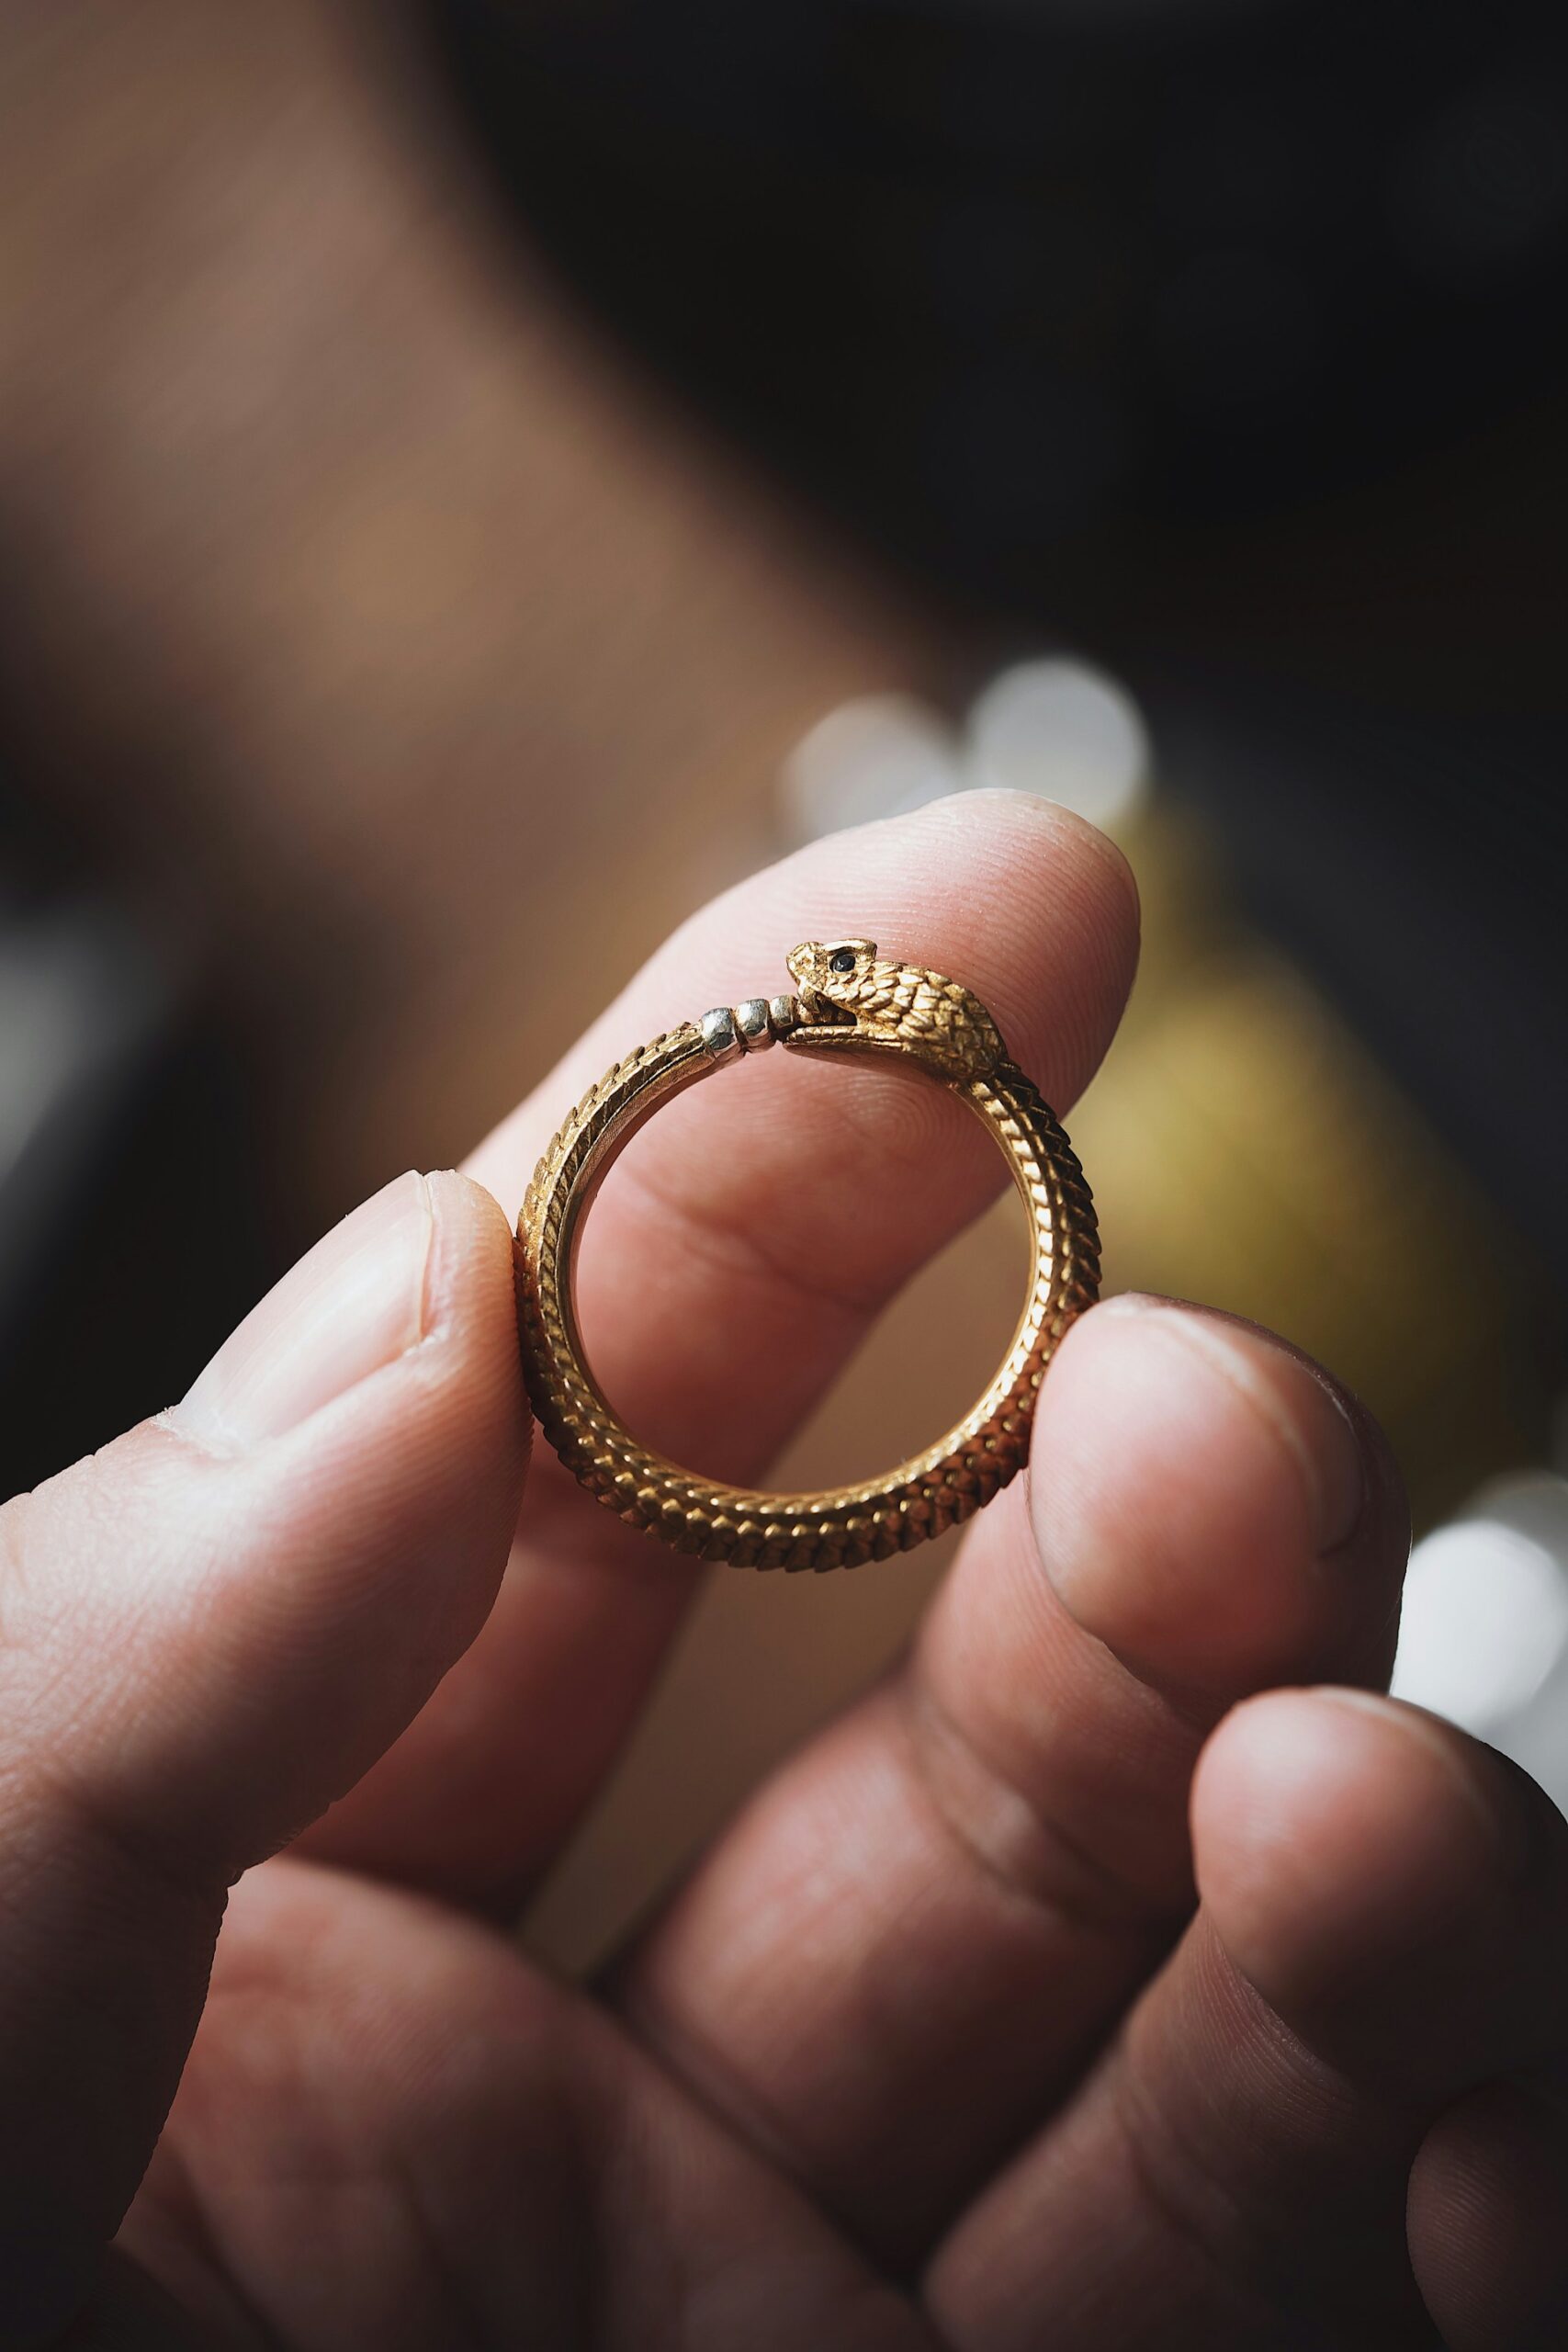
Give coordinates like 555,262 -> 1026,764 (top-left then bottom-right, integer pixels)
699,1006 -> 742,1065
768,993 -> 800,1040
734,998 -> 774,1052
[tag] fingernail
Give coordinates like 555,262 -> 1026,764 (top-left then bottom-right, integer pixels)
172,1171 -> 434,1450
1111,1296 -> 1367,1554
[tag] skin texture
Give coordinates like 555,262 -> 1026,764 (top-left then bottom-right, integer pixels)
4,796 -> 1567,2351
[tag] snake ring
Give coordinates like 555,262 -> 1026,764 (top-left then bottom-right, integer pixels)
516,940 -> 1100,1571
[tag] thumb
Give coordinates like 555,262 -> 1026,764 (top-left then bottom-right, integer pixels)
0,1169 -> 527,2345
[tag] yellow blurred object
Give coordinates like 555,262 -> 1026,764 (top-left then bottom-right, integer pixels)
1072,804 -> 1540,1522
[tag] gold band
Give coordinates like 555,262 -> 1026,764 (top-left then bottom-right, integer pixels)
516,941 -> 1100,1571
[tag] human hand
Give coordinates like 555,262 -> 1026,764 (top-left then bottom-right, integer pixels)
6,796 -> 1565,2350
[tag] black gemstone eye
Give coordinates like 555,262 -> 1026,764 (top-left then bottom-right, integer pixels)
829,948 -> 856,975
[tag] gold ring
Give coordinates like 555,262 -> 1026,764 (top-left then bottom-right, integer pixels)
517,940 -> 1100,1571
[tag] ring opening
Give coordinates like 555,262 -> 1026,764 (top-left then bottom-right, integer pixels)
565,1047 -> 1041,1491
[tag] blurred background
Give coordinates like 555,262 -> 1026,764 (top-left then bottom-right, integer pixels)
1,0 -> 1564,1970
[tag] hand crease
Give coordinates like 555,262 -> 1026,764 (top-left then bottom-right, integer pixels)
898,1672 -> 1190,1943
1108,2040 -> 1301,2329
14,1745 -> 230,1929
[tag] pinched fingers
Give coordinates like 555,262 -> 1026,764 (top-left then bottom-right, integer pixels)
301,792 -> 1139,1902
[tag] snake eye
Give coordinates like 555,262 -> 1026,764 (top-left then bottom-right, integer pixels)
829,948 -> 856,975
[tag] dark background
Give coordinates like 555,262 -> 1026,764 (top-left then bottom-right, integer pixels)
2,0 -> 1564,1512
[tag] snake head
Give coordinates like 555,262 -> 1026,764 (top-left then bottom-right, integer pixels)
786,938 -> 879,1027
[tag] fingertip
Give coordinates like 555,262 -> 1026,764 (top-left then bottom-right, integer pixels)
1411,2079 -> 1568,2352
1190,1688 -> 1517,2015
416,1161 -> 533,1514
422,1167 -> 528,1392
172,1170 -> 434,1453
954,784 -> 1141,927
1032,1300 -> 1400,1702
949,787 -> 1141,1109
908,784 -> 1140,912
166,1166 -> 524,1466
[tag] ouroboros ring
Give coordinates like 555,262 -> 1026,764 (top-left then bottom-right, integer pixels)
516,939 -> 1100,1572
